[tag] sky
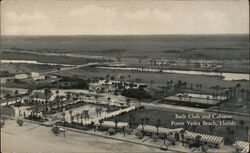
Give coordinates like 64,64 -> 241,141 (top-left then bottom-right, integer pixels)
1,0 -> 249,35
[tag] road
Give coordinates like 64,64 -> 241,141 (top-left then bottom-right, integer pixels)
42,62 -> 100,75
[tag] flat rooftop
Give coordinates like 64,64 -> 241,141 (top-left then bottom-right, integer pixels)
165,93 -> 226,105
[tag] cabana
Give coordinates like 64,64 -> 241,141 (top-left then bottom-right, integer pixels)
136,124 -> 224,148
184,131 -> 224,148
233,141 -> 249,153
136,124 -> 183,140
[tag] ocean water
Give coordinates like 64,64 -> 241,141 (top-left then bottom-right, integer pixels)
1,35 -> 249,59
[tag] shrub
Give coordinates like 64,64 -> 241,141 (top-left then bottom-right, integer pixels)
121,88 -> 151,99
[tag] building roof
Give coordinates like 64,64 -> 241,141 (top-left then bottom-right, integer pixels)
184,131 -> 224,144
136,124 -> 224,145
32,92 -> 53,100
137,124 -> 183,134
233,141 -> 249,153
94,121 -> 128,128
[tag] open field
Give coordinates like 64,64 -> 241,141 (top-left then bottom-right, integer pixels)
58,67 -> 249,91
1,63 -> 65,74
1,119 -> 163,153
1,50 -> 107,65
1,35 -> 249,60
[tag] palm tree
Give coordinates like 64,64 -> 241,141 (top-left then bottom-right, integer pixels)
177,80 -> 182,89
119,75 -> 125,82
126,98 -> 131,107
75,94 -> 79,103
94,95 -> 98,104
99,107 -> 102,116
140,118 -> 145,133
150,80 -> 154,87
170,80 -> 173,87
44,88 -> 51,112
52,126 -> 60,136
137,95 -> 142,107
99,119 -> 104,130
199,84 -> 202,93
14,90 -> 19,105
84,110 -> 89,121
145,117 -> 149,125
114,119 -> 119,133
189,96 -> 192,102
95,107 -> 99,117
80,112 -> 84,124
236,83 -> 241,96
105,74 -> 110,81
226,127 -> 231,136
190,84 -> 193,90
59,96 -> 63,111
5,93 -> 11,106
240,89 -> 245,98
206,96 -> 210,104
156,119 -> 161,134
166,82 -> 170,88
69,110 -> 73,122
183,82 -> 187,89
196,84 -> 199,91
160,133 -> 168,145
180,129 -> 186,146
191,125 -> 197,132
230,130 -> 235,143
128,111 -> 133,128
62,112 -> 66,123
239,120 -> 245,128
128,74 -> 131,82
225,89 -> 229,101
27,87 -> 33,104
209,125 -> 215,135
75,113 -> 80,123
107,97 -> 111,110
195,135 -> 202,148
214,85 -> 220,99
131,117 -> 136,129
110,76 -> 115,80
56,90 -> 60,110
152,133 -> 159,142
66,92 -> 71,101
178,94 -> 182,104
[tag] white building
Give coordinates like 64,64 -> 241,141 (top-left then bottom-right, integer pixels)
233,141 -> 249,153
90,80 -> 147,92
0,78 -> 9,84
31,72 -> 45,80
15,74 -> 29,79
94,121 -> 128,129
151,59 -> 177,67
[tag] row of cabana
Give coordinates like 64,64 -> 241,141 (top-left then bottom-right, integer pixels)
88,121 -> 248,152
233,141 -> 249,153
136,124 -> 224,148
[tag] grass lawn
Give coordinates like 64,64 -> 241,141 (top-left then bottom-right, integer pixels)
1,51 -> 106,65
209,97 -> 250,114
1,63 -> 65,74
58,67 -> 249,92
